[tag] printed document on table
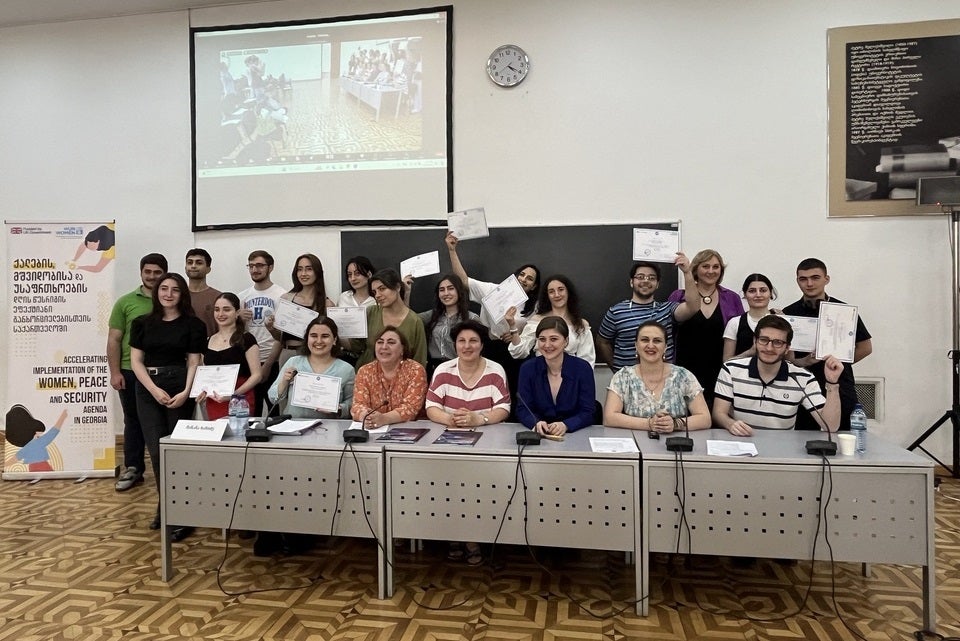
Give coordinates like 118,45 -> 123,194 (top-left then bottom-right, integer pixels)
815,302 -> 858,363
267,419 -> 322,434
189,364 -> 240,398
589,437 -> 640,453
782,315 -> 818,353
447,207 -> 489,240
290,373 -> 342,413
632,228 -> 680,263
706,440 -> 758,457
480,274 -> 528,323
326,306 -> 367,338
400,251 -> 440,279
273,298 -> 319,340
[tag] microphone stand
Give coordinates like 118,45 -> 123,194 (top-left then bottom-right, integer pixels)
909,206 -> 960,478
790,372 -> 837,456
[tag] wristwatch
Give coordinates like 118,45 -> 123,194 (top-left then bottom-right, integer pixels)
482,413 -> 489,425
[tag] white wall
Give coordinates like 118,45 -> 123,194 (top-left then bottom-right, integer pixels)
1,0 -> 955,460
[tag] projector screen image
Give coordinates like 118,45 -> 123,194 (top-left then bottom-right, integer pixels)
191,7 -> 452,229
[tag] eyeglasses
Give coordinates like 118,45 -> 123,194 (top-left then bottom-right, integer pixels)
247,263 -> 269,270
756,336 -> 788,348
632,274 -> 658,282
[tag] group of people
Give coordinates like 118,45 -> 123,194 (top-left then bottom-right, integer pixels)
106,240 -> 872,551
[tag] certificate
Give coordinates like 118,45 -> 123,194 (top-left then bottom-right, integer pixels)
326,306 -> 367,338
290,373 -> 342,413
480,274 -> 528,324
782,315 -> 819,353
273,298 -> 319,339
189,364 -> 240,398
815,302 -> 859,363
632,228 -> 680,263
447,207 -> 489,240
399,250 -> 440,279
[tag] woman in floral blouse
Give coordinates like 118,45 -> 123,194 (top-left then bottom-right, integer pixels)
351,326 -> 427,428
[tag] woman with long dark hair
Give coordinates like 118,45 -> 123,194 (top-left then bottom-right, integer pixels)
508,274 -> 595,367
197,292 -> 262,420
266,253 -> 335,361
352,269 -> 427,368
405,273 -> 479,377
130,272 -> 206,540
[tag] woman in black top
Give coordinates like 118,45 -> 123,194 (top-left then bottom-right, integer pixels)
198,292 -> 261,419
130,273 -> 206,539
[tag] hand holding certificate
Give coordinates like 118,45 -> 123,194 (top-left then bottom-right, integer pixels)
815,302 -> 859,363
632,228 -> 680,263
290,373 -> 343,414
326,306 -> 367,338
480,275 -> 528,325
189,364 -> 240,400
399,250 -> 440,279
447,207 -> 489,241
273,298 -> 319,340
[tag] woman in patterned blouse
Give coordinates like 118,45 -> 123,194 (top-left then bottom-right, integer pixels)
603,321 -> 711,433
351,326 -> 427,428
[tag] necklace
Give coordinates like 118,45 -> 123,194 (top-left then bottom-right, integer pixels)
698,288 -> 717,305
639,363 -> 667,396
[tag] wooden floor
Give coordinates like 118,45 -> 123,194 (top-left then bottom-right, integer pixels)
0,458 -> 958,641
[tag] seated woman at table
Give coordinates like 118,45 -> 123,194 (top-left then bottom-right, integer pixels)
425,319 -> 511,430
722,273 -> 778,362
197,293 -> 262,420
603,321 -> 711,433
516,316 -> 596,437
351,326 -> 428,429
269,317 -> 355,419
352,269 -> 427,369
508,274 -> 596,368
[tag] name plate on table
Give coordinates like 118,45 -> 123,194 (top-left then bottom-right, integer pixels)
171,419 -> 228,442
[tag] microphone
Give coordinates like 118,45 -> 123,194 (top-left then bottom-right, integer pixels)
514,392 -> 543,446
665,415 -> 693,452
264,413 -> 292,427
344,400 -> 388,443
244,395 -> 285,442
789,373 -> 837,456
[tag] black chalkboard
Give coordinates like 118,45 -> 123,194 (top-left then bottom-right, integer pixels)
341,223 -> 680,328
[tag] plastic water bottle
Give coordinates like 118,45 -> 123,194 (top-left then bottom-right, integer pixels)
850,403 -> 867,454
228,394 -> 249,436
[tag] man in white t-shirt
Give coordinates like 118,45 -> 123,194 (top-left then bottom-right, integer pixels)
239,250 -> 287,415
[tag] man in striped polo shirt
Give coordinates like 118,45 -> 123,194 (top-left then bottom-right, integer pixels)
596,254 -> 698,372
713,315 -> 843,435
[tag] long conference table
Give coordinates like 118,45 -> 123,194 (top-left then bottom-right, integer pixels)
159,422 -> 935,627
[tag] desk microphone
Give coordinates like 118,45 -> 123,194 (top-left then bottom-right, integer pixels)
514,392 -> 543,446
789,373 -> 838,456
345,400 -> 388,443
244,397 -> 286,442
665,416 -> 693,452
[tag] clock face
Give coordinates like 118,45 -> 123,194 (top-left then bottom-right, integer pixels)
486,45 -> 529,87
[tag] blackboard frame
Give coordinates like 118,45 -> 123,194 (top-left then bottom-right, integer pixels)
341,222 -> 681,328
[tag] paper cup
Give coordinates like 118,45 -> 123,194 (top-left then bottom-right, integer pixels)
837,433 -> 856,456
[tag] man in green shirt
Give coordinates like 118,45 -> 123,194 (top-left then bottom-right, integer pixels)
108,252 -> 167,491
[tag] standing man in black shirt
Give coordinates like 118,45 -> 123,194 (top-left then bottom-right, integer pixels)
782,258 -> 872,431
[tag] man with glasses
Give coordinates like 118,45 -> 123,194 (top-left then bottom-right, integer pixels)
713,315 -> 843,434
782,258 -> 872,431
239,250 -> 286,415
597,255 -> 697,372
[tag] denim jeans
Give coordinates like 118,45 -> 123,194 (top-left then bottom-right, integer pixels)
119,369 -> 145,472
135,367 -> 195,493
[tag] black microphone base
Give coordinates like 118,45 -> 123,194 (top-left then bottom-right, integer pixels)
343,429 -> 369,443
245,428 -> 272,442
806,439 -> 837,456
665,436 -> 693,452
516,431 -> 542,445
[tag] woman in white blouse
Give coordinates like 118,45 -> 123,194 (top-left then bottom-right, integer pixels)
507,274 -> 595,368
